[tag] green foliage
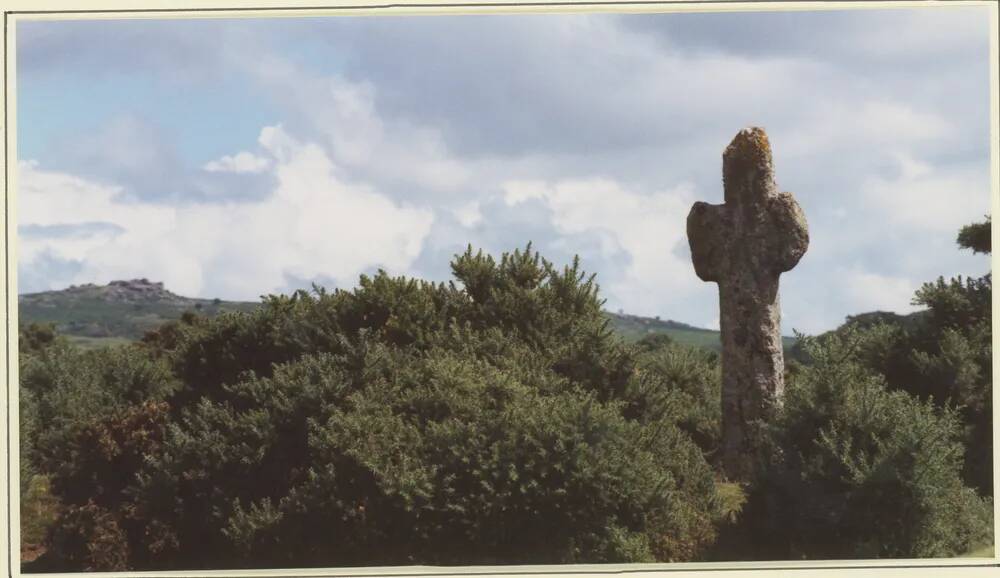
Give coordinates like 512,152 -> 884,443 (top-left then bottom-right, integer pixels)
628,340 -> 722,463
798,217 -> 993,497
19,322 -> 62,357
840,235 -> 992,495
18,325 -> 60,543
162,345 -> 717,567
21,474 -> 60,549
29,246 -> 722,570
23,232 -> 992,568
612,312 -> 796,353
635,332 -> 674,352
736,328 -> 992,559
957,215 -> 991,255
18,284 -> 258,340
18,340 -> 180,571
448,245 -> 635,403
913,274 -> 991,334
20,343 -> 178,479
42,401 -> 173,571
915,222 -> 991,494
20,262 -> 791,359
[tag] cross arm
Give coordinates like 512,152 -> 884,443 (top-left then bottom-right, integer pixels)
687,201 -> 730,283
765,192 -> 809,273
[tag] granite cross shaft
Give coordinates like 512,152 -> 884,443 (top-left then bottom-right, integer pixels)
687,127 -> 809,481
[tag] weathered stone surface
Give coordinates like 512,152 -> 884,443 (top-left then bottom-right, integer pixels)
687,127 -> 809,480
97,279 -> 182,303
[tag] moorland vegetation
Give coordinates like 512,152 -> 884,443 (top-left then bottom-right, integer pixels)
19,218 -> 993,571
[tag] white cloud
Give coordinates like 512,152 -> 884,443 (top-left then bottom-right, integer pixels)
501,177 -> 699,316
503,181 -> 548,206
778,100 -> 956,160
203,151 -> 271,174
841,267 -> 919,314
250,56 -> 471,195
846,8 -> 989,59
16,10 -> 991,334
17,126 -> 435,299
452,201 -> 483,228
312,76 -> 385,167
16,160 -> 175,269
863,153 -> 990,233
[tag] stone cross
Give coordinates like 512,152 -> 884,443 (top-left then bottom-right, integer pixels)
687,127 -> 809,481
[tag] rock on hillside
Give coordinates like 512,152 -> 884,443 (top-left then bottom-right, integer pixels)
19,280 -> 258,343
76,279 -> 185,303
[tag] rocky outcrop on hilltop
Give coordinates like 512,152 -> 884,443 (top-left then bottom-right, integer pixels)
102,279 -> 179,303
22,279 -> 191,310
56,279 -> 185,303
19,279 -> 258,341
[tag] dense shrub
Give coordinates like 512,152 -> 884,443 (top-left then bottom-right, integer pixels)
826,219 -> 993,496
23,235 -> 992,569
20,343 -> 179,481
29,246 -> 722,570
785,217 -> 992,497
628,340 -> 722,463
46,501 -> 130,571
734,327 -> 992,559
136,343 -> 718,568
19,324 -> 63,558
19,340 -> 180,570
958,215 -> 991,255
19,322 -> 61,357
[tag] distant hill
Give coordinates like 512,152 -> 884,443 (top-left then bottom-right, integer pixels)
19,279 -> 796,352
838,310 -> 928,333
607,311 -> 797,352
18,279 -> 258,348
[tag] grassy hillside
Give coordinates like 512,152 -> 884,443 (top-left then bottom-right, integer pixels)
607,311 -> 797,352
19,279 -> 797,352
18,279 -> 257,348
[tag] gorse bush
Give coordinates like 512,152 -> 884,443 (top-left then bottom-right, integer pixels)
20,342 -> 178,483
735,327 -> 992,559
628,340 -> 722,463
25,246 -> 722,571
19,335 -> 180,570
833,217 -> 993,496
168,345 -> 717,567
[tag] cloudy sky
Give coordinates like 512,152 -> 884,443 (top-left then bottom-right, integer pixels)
15,6 -> 994,334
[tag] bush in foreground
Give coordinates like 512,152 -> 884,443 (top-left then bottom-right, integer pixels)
27,246 -> 722,570
732,327 -> 992,559
23,242 -> 992,569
